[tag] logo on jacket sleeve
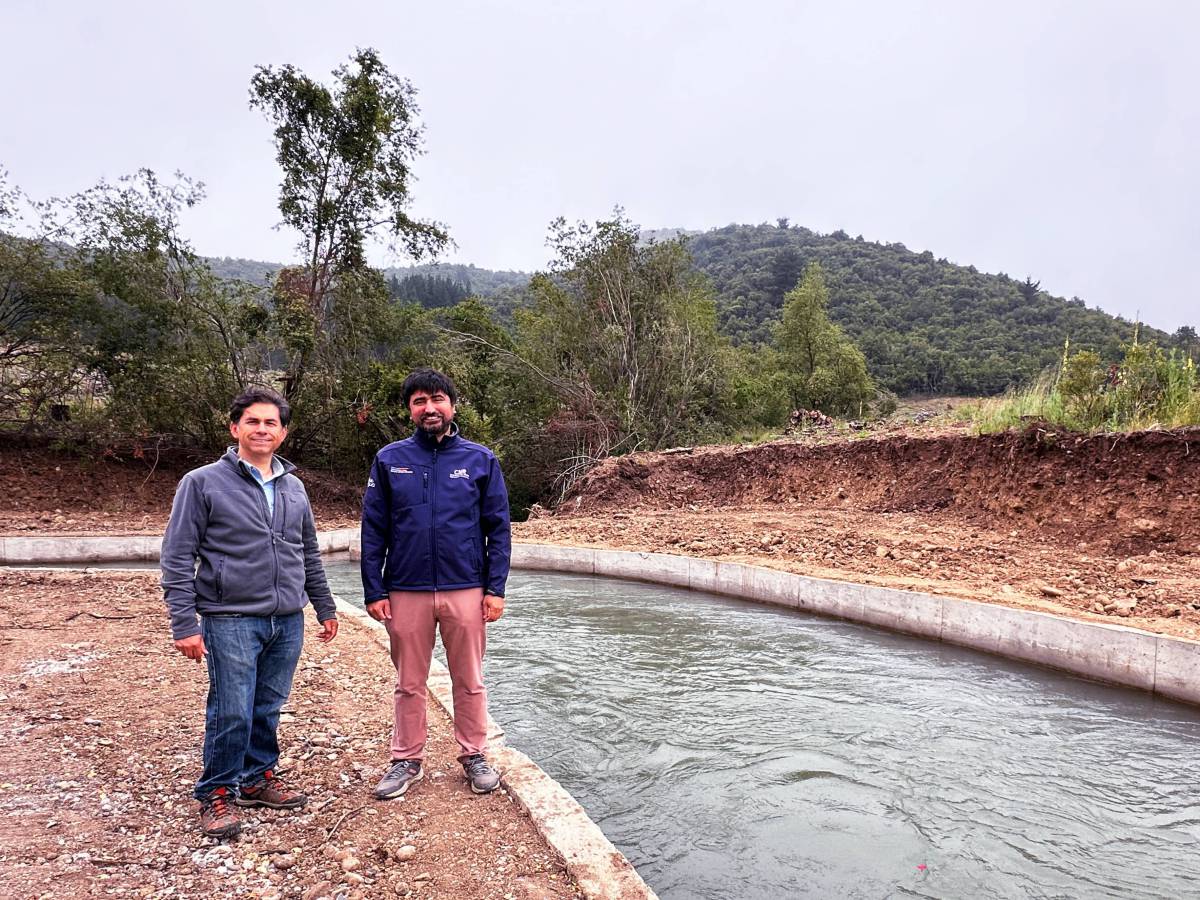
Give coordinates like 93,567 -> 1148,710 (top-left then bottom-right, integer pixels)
449,468 -> 470,479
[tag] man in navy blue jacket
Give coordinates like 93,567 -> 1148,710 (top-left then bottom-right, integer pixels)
360,368 -> 511,798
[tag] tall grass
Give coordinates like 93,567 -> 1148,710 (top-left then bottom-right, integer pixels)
958,341 -> 1199,434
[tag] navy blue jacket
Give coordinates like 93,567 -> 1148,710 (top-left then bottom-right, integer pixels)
360,426 -> 511,602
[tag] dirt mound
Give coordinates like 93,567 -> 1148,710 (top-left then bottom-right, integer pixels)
0,447 -> 362,534
555,426 -> 1200,555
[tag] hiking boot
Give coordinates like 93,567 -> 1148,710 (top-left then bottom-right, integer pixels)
374,759 -> 423,800
235,770 -> 307,810
199,787 -> 241,839
462,753 -> 500,794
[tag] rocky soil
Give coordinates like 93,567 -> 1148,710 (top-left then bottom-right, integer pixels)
0,570 -> 577,900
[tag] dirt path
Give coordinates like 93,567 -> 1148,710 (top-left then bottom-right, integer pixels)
0,570 -> 577,900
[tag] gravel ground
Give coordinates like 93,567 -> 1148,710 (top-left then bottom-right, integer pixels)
0,569 -> 579,900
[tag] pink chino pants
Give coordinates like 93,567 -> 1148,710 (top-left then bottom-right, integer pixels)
384,587 -> 488,761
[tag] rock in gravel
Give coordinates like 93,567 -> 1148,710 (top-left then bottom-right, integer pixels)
1164,605 -> 1183,618
302,881 -> 334,900
1104,598 -> 1138,617
393,845 -> 417,862
1035,582 -> 1063,597
272,854 -> 296,870
875,545 -> 888,558
340,856 -> 361,872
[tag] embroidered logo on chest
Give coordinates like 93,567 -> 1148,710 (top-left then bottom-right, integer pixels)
389,466 -> 413,474
449,468 -> 470,479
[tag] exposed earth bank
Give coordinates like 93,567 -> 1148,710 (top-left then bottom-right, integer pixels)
519,425 -> 1200,642
2,424 -> 1198,644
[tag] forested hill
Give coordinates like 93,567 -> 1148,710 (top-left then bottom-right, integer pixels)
207,222 -> 1183,398
687,223 -> 1172,395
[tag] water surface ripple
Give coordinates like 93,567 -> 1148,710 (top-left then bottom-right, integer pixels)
325,565 -> 1200,899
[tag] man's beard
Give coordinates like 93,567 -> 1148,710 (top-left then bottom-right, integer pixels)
419,413 -> 451,435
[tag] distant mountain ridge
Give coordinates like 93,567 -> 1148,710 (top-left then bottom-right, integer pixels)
206,221 -> 1185,396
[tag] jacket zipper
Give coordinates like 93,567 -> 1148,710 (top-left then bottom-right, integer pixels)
269,485 -> 281,616
429,451 -> 438,589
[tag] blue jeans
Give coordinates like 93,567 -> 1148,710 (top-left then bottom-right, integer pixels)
194,611 -> 304,800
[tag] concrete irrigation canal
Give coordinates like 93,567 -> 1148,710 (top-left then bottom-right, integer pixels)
326,560 -> 1200,899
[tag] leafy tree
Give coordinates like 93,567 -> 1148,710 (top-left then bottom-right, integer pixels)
0,170 -> 263,445
249,48 -> 448,400
515,214 -> 731,483
1174,325 -> 1198,360
774,263 -> 874,415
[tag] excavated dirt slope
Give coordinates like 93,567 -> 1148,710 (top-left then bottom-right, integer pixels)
519,426 -> 1200,642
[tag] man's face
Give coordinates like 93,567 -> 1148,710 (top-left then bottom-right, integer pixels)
230,402 -> 287,459
408,389 -> 455,437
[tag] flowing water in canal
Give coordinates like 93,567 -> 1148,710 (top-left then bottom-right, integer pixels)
324,563 -> 1200,899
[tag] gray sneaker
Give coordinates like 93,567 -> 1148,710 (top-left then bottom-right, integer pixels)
374,759 -> 423,800
462,754 -> 500,794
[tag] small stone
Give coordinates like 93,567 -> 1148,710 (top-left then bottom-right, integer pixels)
344,872 -> 365,885
272,854 -> 296,870
341,856 -> 361,872
393,884 -> 409,896
303,882 -> 334,900
393,845 -> 417,862
1036,582 -> 1063,598
875,545 -> 888,558
413,872 -> 432,882
1164,606 -> 1183,618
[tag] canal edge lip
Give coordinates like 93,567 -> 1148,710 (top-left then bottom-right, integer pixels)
505,542 -> 1200,709
0,528 -> 360,564
332,596 -> 660,900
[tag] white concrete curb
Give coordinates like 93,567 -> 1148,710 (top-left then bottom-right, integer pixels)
510,543 -> 1200,707
331,596 -> 658,900
0,528 -> 359,565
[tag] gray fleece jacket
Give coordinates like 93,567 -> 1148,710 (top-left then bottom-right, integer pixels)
160,448 -> 336,640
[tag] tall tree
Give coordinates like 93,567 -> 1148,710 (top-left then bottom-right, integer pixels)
249,48 -> 448,400
517,214 -> 730,469
774,263 -> 874,415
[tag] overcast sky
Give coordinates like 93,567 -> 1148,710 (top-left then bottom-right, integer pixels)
2,0 -> 1196,331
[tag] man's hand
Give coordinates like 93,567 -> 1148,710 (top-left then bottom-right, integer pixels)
317,619 -> 339,643
366,598 -> 392,621
174,634 -> 206,661
483,594 -> 505,623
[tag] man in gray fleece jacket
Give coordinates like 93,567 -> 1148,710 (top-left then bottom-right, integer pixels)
161,387 -> 337,839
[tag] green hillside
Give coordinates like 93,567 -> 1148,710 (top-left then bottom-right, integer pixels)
686,223 -> 1173,395
206,222 -> 1186,398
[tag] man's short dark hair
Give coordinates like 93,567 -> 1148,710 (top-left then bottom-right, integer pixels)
401,368 -> 458,407
230,386 -> 291,427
